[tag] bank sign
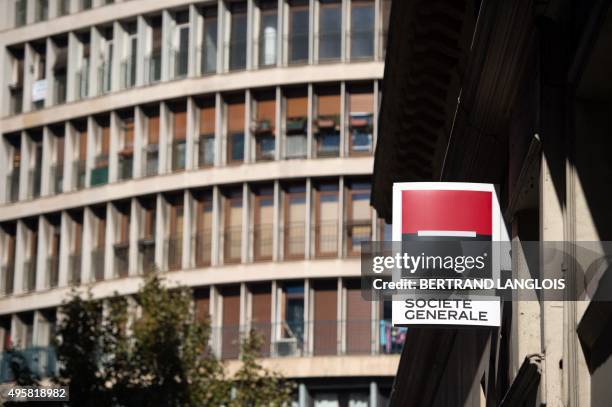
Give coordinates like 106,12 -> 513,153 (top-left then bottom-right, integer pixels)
391,183 -> 503,327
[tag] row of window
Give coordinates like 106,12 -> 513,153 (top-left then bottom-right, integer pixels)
12,0 -> 115,28
0,277 -> 402,364
2,81 -> 378,204
0,179 -> 390,297
5,0 -> 390,115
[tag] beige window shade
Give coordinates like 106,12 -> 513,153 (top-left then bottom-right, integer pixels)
78,131 -> 88,160
56,136 -> 65,164
173,110 -> 187,141
256,199 -> 273,225
317,93 -> 340,116
123,120 -> 134,147
143,206 -> 155,238
169,203 -> 184,236
118,211 -> 129,243
73,221 -> 82,252
287,195 -> 306,223
148,115 -> 160,144
227,198 -> 242,227
287,96 -> 308,117
257,99 -> 276,123
319,194 -> 338,221
200,106 -> 215,135
197,199 -> 213,232
349,92 -> 373,113
351,193 -> 371,221
227,102 -> 245,132
100,126 -> 110,154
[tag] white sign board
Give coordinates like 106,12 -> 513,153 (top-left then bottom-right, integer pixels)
391,182 -> 505,327
32,79 -> 47,102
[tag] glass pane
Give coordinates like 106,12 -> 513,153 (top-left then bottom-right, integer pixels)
319,4 -> 341,60
351,3 -> 374,59
230,133 -> 244,161
230,13 -> 247,70
289,8 -> 309,63
259,12 -> 277,66
203,17 -> 218,73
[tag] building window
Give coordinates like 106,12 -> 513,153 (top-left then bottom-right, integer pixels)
28,135 -> 43,199
138,199 -> 156,274
73,123 -> 87,190
113,204 -> 130,278
381,0 -> 391,58
1,224 -> 17,296
223,190 -> 242,264
313,280 -> 337,355
198,100 -> 216,168
276,282 -> 304,356
121,22 -> 138,89
15,0 -> 27,27
146,16 -> 163,84
75,34 -> 90,100
173,11 -> 190,78
81,0 -> 92,11
32,45 -> 47,110
118,114 -> 134,181
6,135 -> 21,203
57,0 -> 70,16
220,286 -> 241,359
288,1 -> 309,64
201,8 -> 218,75
91,118 -> 110,186
284,88 -> 308,159
314,87 -> 341,158
226,98 -> 245,164
253,186 -> 274,261
346,181 -> 371,256
92,207 -> 106,282
253,92 -> 276,162
350,0 -> 375,60
194,192 -> 213,267
283,184 -> 306,259
50,127 -> 64,194
258,1 -> 278,67
318,0 -> 342,61
53,41 -> 68,105
68,211 -> 83,285
315,182 -> 339,257
8,50 -> 24,115
35,0 -> 48,22
22,221 -> 38,293
98,27 -> 114,94
348,84 -> 374,155
229,3 -> 247,70
170,103 -> 187,172
166,196 -> 184,271
144,107 -> 160,177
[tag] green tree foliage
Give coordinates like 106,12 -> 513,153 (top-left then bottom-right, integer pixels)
54,274 -> 294,406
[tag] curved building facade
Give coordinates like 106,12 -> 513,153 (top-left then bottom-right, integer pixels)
0,0 -> 399,405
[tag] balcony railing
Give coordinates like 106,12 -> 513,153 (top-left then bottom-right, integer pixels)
1,264 -> 14,296
223,226 -> 242,264
68,253 -> 81,285
211,320 -> 405,360
45,256 -> 59,289
120,58 -> 136,89
171,48 -> 189,79
7,170 -> 20,203
314,220 -> 339,257
138,238 -> 155,275
166,236 -> 182,271
72,160 -> 86,190
0,347 -> 57,383
22,260 -> 37,293
28,167 -> 42,199
253,224 -> 273,261
193,230 -> 212,267
114,242 -> 129,278
91,247 -> 105,282
144,51 -> 162,84
285,134 -> 307,159
50,164 -> 63,194
283,221 -> 305,259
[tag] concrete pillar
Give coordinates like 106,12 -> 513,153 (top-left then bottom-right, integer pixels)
186,97 -> 196,170
18,132 -> 30,201
161,10 -> 172,82
58,211 -> 70,286
133,106 -> 144,178
45,38 -> 54,108
214,92 -> 223,166
159,102 -> 169,174
246,0 -> 254,70
35,216 -> 47,291
307,84 -> 314,158
211,185 -> 221,266
154,194 -> 164,270
182,190 -> 191,269
104,203 -> 114,280
241,183 -> 250,263
275,86 -> 282,160
309,0 -> 315,65
272,180 -> 280,261
188,4 -> 198,77
85,116 -> 95,188
66,32 -> 78,102
136,16 -> 146,87
89,26 -> 100,97
340,81 -> 346,157
244,89 -> 252,164
62,122 -> 74,192
81,207 -> 93,283
111,21 -> 121,92
128,198 -> 138,276
338,176 -> 344,258
41,127 -> 52,197
216,0 -> 225,73
370,381 -> 379,407
108,111 -> 119,183
305,177 -> 312,259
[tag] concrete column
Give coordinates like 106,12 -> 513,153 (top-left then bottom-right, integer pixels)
241,183 -> 249,263
305,278 -> 313,355
186,97 -> 196,170
81,207 -> 93,283
161,10 -> 172,82
136,16 -> 146,87
246,0 -> 254,70
244,89 -> 252,163
159,102 -> 169,174
89,26 -> 100,97
338,277 -> 344,354
154,194 -> 165,270
340,81 -> 346,157
305,177 -> 312,259
0,137 -> 7,204
342,0 -> 348,62
374,0 -> 381,61
85,116 -> 95,187
41,127 -> 52,196
216,0 -> 225,73
338,176 -> 344,258
214,92 -> 223,166
373,79 -> 379,149
307,84 -> 314,159
298,383 -> 309,407
128,198 -> 138,276
370,381 -> 379,407
188,4 -> 198,77
275,86 -> 282,160
58,211 -> 70,287
133,106 -> 144,178
26,0 -> 35,26
35,217 -> 47,291
18,132 -> 30,201
182,190 -> 192,269
23,44 -> 34,113
309,0 -> 315,65
273,180 -> 280,261
111,21 -> 122,92
104,203 -> 114,280
108,112 -> 119,183
211,185 -> 221,266
45,38 -> 54,108
62,122 -> 74,192
13,222 -> 26,294
66,32 -> 78,102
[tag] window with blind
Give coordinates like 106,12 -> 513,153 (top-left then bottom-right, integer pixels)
283,184 -> 306,259
313,280 -> 338,355
194,288 -> 210,322
348,85 -> 374,155
92,207 -> 106,282
350,1 -> 375,60
68,211 -> 83,285
250,283 -> 272,356
171,104 -> 187,172
278,282 -> 304,356
194,192 -> 213,267
319,0 -> 342,61
52,129 -> 64,194
53,40 -> 68,104
223,190 -> 242,264
118,115 -> 134,180
315,89 -> 341,157
289,1 -> 309,64
284,88 -> 308,159
253,186 -> 274,261
229,3 -> 247,71
315,183 -> 339,257
220,286 -> 241,359
198,101 -> 215,167
73,124 -> 87,190
114,204 -> 130,278
91,118 -> 110,186
253,94 -> 276,161
138,199 -> 156,274
201,8 -> 218,75
147,17 -> 162,83
145,109 -> 160,176
346,279 -> 372,353
166,196 -> 184,271
258,1 -> 278,67
173,11 -> 190,78
226,99 -> 245,164
346,181 -> 371,256
2,224 -> 17,295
